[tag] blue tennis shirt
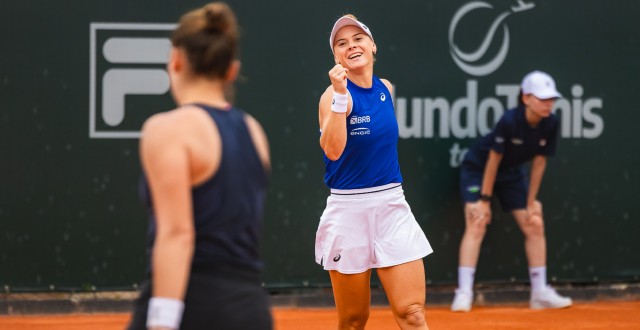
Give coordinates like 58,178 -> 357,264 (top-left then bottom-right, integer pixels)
323,76 -> 403,189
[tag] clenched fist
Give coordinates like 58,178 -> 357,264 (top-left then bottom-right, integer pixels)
328,64 -> 349,94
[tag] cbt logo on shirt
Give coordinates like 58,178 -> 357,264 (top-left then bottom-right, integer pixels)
89,23 -> 176,139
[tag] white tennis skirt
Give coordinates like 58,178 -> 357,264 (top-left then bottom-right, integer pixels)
315,183 -> 433,274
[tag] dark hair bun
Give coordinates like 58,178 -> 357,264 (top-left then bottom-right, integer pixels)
171,2 -> 239,78
203,3 -> 235,35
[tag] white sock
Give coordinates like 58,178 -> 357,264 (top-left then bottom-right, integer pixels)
457,267 -> 475,293
529,266 -> 547,292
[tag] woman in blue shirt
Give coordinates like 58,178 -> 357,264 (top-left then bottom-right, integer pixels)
316,14 -> 433,330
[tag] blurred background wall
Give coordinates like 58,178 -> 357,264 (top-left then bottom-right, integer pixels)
1,0 -> 638,291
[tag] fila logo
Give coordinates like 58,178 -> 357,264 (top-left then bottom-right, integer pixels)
89,23 -> 176,139
350,115 -> 371,125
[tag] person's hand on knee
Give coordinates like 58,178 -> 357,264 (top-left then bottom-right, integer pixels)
471,201 -> 491,225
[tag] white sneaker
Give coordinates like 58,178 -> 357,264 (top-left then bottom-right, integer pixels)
530,286 -> 572,309
451,289 -> 473,312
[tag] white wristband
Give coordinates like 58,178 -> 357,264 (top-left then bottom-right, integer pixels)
331,91 -> 349,113
147,297 -> 185,330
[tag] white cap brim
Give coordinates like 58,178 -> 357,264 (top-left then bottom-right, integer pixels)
329,16 -> 374,51
532,89 -> 562,99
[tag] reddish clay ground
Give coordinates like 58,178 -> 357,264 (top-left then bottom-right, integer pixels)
0,300 -> 638,330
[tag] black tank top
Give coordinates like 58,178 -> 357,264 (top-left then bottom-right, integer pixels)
140,105 -> 269,275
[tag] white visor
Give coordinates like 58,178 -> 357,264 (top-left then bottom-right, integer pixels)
329,16 -> 374,51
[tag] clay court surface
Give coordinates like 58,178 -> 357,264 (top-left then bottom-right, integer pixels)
0,300 -> 638,330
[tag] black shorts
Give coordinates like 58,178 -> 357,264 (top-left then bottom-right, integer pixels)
127,267 -> 273,330
459,163 -> 527,211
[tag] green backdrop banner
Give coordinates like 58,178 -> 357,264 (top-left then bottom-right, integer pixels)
1,0 -> 638,290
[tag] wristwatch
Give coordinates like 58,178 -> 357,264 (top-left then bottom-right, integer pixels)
479,194 -> 492,202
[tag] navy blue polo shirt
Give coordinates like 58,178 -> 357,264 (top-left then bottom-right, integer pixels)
462,105 -> 559,170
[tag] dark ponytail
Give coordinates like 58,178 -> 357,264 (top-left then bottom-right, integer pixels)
517,89 -> 525,108
171,2 -> 238,79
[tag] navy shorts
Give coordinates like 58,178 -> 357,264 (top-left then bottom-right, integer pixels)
127,267 -> 273,330
459,163 -> 527,211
